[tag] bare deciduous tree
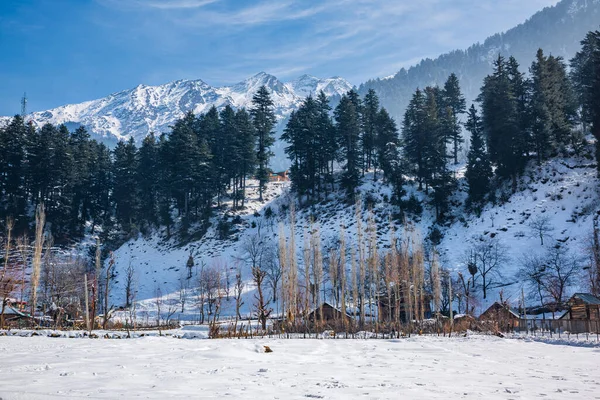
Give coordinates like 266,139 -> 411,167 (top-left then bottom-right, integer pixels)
468,236 -> 508,299
528,214 -> 554,246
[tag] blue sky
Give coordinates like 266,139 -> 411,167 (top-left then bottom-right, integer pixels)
0,0 -> 559,115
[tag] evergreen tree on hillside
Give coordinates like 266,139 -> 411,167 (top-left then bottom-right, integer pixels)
168,112 -> 201,222
465,105 -> 492,206
478,55 -> 527,191
47,124 -> 74,240
315,91 -> 336,194
441,73 -> 467,165
26,123 -> 55,206
423,86 -> 453,220
362,89 -> 379,174
335,92 -> 362,199
70,126 -> 94,237
233,108 -> 256,208
88,142 -> 112,234
530,49 -> 576,162
571,29 -> 600,172
216,105 -> 237,206
251,86 -> 276,201
403,88 -> 428,190
0,116 -> 28,230
376,108 -> 404,202
112,138 -> 139,233
157,133 -> 174,238
137,132 -> 159,229
507,56 -> 532,166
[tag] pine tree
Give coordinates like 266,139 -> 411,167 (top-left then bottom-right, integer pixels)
335,92 -> 362,199
376,108 -> 404,202
478,55 -> 527,191
362,89 -> 379,174
47,124 -> 74,241
88,141 -> 112,235
0,116 -> 28,229
465,105 -> 492,206
137,132 -> 159,229
216,105 -> 237,206
234,108 -> 256,208
157,133 -> 174,238
112,138 -> 139,233
403,88 -> 427,189
251,86 -> 276,201
571,29 -> 600,173
69,126 -> 94,237
315,91 -> 335,194
441,73 -> 467,165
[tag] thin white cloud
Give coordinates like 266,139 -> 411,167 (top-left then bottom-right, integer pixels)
98,0 -> 219,10
143,0 -> 219,9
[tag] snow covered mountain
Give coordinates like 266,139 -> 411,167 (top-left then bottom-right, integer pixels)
360,0 -> 600,122
1,72 -> 351,170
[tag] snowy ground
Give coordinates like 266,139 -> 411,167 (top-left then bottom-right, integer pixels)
1,335 -> 599,399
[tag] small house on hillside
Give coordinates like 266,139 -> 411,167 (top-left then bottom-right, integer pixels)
268,170 -> 289,182
306,302 -> 351,322
479,302 -> 521,327
560,293 -> 600,320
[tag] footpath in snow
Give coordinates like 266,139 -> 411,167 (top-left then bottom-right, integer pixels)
0,335 -> 598,399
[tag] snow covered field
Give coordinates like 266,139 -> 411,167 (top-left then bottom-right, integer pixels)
1,335 -> 598,399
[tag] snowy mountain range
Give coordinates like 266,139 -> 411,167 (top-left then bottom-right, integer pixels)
0,73 -> 352,170
360,0 -> 600,122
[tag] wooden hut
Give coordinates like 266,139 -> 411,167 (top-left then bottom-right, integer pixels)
479,301 -> 521,327
306,302 -> 351,322
561,293 -> 600,320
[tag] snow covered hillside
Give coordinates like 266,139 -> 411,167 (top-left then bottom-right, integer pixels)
0,73 -> 352,170
1,334 -> 598,399
108,147 -> 600,320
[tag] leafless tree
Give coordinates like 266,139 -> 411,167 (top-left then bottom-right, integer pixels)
543,245 -> 581,312
457,272 -> 472,315
198,264 -> 222,319
178,274 -> 189,313
0,219 -> 17,328
243,233 -> 272,329
124,260 -> 135,308
518,253 -> 548,312
31,205 -> 45,319
468,236 -> 508,300
265,245 -> 282,306
102,252 -> 116,329
234,267 -> 244,321
252,262 -> 271,330
430,250 -> 441,316
528,214 -> 555,246
16,235 -> 29,308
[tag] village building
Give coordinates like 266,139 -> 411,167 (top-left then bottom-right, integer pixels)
559,293 -> 600,320
306,302 -> 352,322
479,301 -> 521,328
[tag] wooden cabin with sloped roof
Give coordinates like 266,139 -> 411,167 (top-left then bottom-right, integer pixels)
560,293 -> 600,320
